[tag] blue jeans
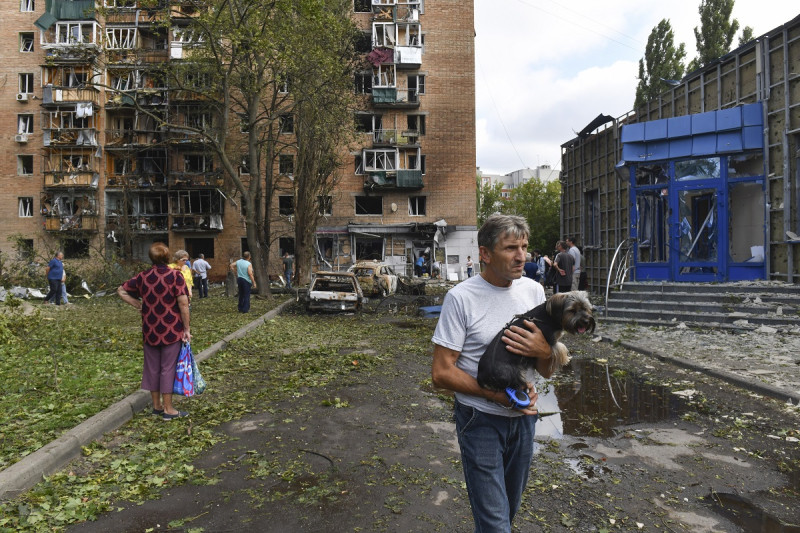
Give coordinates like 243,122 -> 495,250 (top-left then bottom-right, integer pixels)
198,277 -> 209,298
237,277 -> 251,313
45,278 -> 62,305
285,269 -> 292,289
454,399 -> 536,533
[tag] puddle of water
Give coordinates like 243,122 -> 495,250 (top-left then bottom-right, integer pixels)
703,492 -> 800,533
534,359 -> 691,438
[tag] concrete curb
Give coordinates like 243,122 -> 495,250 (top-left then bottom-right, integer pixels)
600,335 -> 800,404
0,298 -> 294,500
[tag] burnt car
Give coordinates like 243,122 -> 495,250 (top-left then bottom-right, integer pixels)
306,271 -> 364,312
349,261 -> 398,297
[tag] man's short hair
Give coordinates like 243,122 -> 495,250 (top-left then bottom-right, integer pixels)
566,237 -> 577,246
478,214 -> 529,251
243,251 -> 251,260
149,242 -> 170,265
198,253 -> 204,259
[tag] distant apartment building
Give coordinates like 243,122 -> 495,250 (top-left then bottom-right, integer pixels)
478,164 -> 558,199
2,0 -> 477,282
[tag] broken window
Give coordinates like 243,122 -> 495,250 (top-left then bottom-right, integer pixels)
20,33 -> 34,52
353,0 -> 370,12
372,64 -> 396,88
279,195 -> 294,216
185,109 -> 211,129
728,181 -> 765,262
373,23 -> 396,47
408,195 -> 426,216
239,155 -> 250,175
63,239 -> 90,258
728,152 -> 764,178
355,113 -> 380,133
279,114 -> 294,134
279,154 -> 294,176
104,0 -> 137,9
183,154 -> 213,172
355,195 -> 382,215
354,155 -> 364,175
355,32 -> 371,53
364,149 -> 396,171
18,197 -> 34,217
105,27 -> 137,49
20,0 -> 34,12
18,155 -> 34,175
675,157 -> 720,181
584,189 -> 600,247
635,164 -> 669,186
18,115 -> 33,135
277,73 -> 289,93
407,114 -> 426,135
317,195 -> 332,216
55,22 -> 99,46
420,154 -> 426,175
407,74 -> 424,101
19,73 -> 34,94
185,237 -> 215,259
636,189 -> 668,263
354,71 -> 372,94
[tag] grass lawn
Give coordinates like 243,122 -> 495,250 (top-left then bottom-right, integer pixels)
0,287 -> 288,471
0,304 -> 437,532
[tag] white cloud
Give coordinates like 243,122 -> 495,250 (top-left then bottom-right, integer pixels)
475,0 -> 800,174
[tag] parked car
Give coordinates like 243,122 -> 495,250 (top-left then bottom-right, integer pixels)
349,261 -> 398,297
306,271 -> 364,312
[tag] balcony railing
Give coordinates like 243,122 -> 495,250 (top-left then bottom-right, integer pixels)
106,174 -> 167,188
168,172 -> 224,188
170,214 -> 224,232
43,214 -> 99,232
364,169 -> 423,190
105,129 -> 166,147
42,86 -> 100,106
371,87 -> 419,107
106,214 -> 169,233
372,129 -> 419,146
106,46 -> 170,63
44,171 -> 99,188
44,128 -> 98,147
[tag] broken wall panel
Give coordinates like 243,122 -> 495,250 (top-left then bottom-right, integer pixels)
562,15 -> 800,286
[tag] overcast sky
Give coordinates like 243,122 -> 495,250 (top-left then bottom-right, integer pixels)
474,1 -> 800,175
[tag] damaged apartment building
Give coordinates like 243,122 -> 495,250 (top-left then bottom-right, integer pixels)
2,0 -> 477,281
561,14 -> 800,290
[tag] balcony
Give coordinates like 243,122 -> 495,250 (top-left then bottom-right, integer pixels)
106,214 -> 169,233
106,173 -> 168,189
364,169 -> 423,190
44,171 -> 99,189
372,129 -> 419,146
371,88 -> 419,108
105,129 -> 165,148
106,45 -> 170,64
43,214 -> 99,233
170,214 -> 224,232
168,172 -> 224,188
44,128 -> 98,147
42,86 -> 100,106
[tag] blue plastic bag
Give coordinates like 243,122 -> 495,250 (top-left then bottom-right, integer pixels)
173,343 -> 195,396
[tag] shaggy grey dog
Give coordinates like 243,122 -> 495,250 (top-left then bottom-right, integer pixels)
477,291 -> 596,394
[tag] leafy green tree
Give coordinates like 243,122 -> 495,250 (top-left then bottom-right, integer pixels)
476,177 -> 506,227
738,26 -> 754,47
507,178 -> 561,254
634,19 -> 686,109
121,0 -> 359,292
290,0 -> 361,285
688,0 -> 740,71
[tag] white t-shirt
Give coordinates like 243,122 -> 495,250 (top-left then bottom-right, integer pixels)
432,275 -> 545,416
568,246 -> 581,274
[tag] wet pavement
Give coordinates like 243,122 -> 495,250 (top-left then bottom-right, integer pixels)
61,315 -> 800,533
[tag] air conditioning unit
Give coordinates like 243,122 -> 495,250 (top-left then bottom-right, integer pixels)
15,134 -> 29,143
16,93 -> 29,102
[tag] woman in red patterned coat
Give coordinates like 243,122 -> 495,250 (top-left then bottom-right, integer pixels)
118,242 -> 192,420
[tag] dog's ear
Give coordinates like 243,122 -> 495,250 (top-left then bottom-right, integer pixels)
545,292 -> 567,318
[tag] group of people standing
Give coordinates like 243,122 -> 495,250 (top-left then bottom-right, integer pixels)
518,237 -> 585,293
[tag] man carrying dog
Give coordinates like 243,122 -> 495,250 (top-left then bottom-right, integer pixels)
431,214 -> 552,532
